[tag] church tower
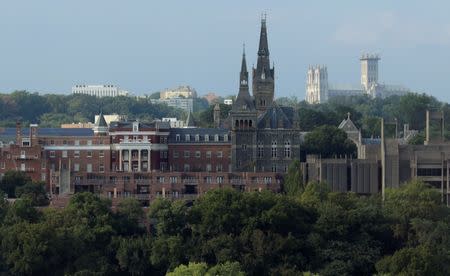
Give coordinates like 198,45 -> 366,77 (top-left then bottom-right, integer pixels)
230,46 -> 257,172
253,15 -> 275,114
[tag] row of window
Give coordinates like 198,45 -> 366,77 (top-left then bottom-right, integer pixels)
171,163 -> 225,172
175,134 -> 228,142
46,139 -> 104,146
173,151 -> 224,159
49,150 -> 104,158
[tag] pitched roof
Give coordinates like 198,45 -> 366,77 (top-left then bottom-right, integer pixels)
338,113 -> 358,132
257,103 -> 293,129
95,113 -> 108,127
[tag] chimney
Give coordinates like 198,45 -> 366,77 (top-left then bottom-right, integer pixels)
30,124 -> 38,146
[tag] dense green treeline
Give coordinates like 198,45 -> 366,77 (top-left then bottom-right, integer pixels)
2,91 -> 448,137
0,179 -> 449,275
0,91 -> 184,127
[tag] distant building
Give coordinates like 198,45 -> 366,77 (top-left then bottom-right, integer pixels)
160,85 -> 197,99
61,122 -> 94,129
94,114 -> 127,125
162,118 -> 185,128
306,54 -> 412,104
151,98 -> 194,113
72,85 -> 129,97
224,99 -> 233,105
203,92 -> 220,104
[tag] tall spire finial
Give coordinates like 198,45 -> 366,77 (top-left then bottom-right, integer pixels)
347,112 -> 351,120
243,42 -> 245,56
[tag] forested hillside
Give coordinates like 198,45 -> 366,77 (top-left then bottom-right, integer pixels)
0,91 -> 184,127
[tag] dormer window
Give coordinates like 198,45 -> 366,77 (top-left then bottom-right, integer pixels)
205,135 -> 209,142
133,122 -> 139,132
195,134 -> 200,142
176,134 -> 180,142
214,134 -> 219,142
185,134 -> 190,142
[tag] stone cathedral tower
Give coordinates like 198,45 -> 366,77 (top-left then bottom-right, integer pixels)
252,15 -> 275,114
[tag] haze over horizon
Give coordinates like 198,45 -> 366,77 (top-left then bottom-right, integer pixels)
1,1 -> 450,101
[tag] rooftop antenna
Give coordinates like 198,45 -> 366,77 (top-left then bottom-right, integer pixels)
243,42 -> 245,55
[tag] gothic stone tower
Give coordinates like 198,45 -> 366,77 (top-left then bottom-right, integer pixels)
253,16 -> 275,114
231,48 -> 257,172
360,54 -> 380,91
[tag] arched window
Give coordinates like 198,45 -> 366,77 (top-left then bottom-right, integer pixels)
271,140 -> 277,158
249,120 -> 253,127
284,140 -> 291,158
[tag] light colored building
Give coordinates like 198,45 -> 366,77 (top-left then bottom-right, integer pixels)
151,98 -> 194,113
94,114 -> 127,125
61,122 -> 94,129
224,99 -> 233,105
160,85 -> 197,100
162,118 -> 185,128
72,85 -> 129,97
306,54 -> 412,104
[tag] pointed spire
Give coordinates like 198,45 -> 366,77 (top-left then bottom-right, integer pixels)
186,111 -> 195,127
233,46 -> 255,112
258,14 -> 269,57
241,43 -> 247,74
95,111 -> 107,127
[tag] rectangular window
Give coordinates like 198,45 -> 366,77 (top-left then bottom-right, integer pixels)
224,134 -> 228,142
206,164 -> 211,172
41,173 -> 46,181
74,163 -> 80,172
195,134 -> 200,142
157,176 -> 165,183
214,134 -> 219,142
184,164 -> 190,172
87,151 -> 92,158
62,151 -> 68,158
216,164 -> 223,172
184,151 -> 190,158
87,140 -> 92,146
205,176 -> 212,184
195,151 -> 201,158
170,176 -> 177,184
176,134 -> 180,142
86,164 -> 92,173
205,135 -> 209,142
217,151 -> 223,158
74,151 -> 80,158
99,164 -> 104,173
50,151 -> 55,158
185,134 -> 190,142
216,176 -> 224,184
99,150 -> 104,158
75,140 -> 80,146
41,162 -> 46,169
174,151 -> 179,158
206,151 -> 211,158
1,162 -> 5,169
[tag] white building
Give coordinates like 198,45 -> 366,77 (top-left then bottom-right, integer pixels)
160,85 -> 197,99
306,54 -> 411,104
162,118 -> 185,128
224,99 -> 233,105
151,98 -> 194,113
72,85 -> 129,97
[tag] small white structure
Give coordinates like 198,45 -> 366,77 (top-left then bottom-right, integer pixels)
224,99 -> 233,105
162,118 -> 185,128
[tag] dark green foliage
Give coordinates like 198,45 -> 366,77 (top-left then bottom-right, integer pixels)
0,170 -> 31,198
16,181 -> 49,206
0,91 -> 182,127
303,125 -> 357,158
0,182 -> 449,275
283,159 -> 304,196
197,103 -> 232,127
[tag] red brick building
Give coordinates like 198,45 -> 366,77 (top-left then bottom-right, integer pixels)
0,117 -> 281,205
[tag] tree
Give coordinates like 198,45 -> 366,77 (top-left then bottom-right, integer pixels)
283,160 -> 304,196
15,181 -> 49,206
0,171 -> 31,198
114,236 -> 154,275
303,125 -> 357,158
115,198 -> 145,235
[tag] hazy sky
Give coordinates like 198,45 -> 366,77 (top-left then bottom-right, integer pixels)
1,1 -> 450,101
